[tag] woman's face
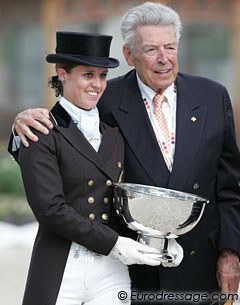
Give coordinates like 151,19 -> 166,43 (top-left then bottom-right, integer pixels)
58,65 -> 108,110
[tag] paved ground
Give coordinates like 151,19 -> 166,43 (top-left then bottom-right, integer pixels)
1,221 -> 240,305
0,222 -> 37,305
0,246 -> 32,305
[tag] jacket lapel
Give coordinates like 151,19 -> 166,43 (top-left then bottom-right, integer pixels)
168,74 -> 207,190
98,122 -> 119,163
50,102 -> 116,179
111,70 -> 170,187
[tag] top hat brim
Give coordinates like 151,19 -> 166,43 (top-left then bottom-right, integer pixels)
46,53 -> 119,68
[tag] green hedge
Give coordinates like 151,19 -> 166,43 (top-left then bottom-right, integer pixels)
0,194 -> 34,225
0,146 -> 34,224
0,154 -> 25,196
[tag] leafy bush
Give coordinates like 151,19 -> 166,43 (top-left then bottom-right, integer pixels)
0,154 -> 25,196
0,194 -> 34,225
0,144 -> 34,224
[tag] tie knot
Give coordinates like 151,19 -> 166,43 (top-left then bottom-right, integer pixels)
153,93 -> 166,107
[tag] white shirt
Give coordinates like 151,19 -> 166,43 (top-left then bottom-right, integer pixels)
136,74 -> 177,169
136,74 -> 176,131
59,96 -> 102,152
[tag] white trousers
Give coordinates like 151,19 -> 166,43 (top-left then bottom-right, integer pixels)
56,242 -> 131,305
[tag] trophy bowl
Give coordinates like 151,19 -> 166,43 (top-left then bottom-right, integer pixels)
113,183 -> 209,262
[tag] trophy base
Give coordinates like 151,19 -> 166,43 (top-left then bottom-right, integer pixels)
137,233 -> 176,263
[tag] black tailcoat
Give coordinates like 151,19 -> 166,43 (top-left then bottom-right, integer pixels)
14,103 -> 126,305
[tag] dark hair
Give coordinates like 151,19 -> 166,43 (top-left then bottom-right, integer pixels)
47,62 -> 79,97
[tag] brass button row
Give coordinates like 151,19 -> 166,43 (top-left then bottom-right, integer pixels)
88,179 -> 113,187
87,197 -> 110,204
88,213 -> 108,221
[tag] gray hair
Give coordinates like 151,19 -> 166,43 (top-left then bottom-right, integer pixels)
120,2 -> 182,52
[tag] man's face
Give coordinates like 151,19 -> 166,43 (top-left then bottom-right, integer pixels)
123,25 -> 178,93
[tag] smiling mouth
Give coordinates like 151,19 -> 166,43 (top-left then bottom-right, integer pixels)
155,69 -> 170,74
86,91 -> 98,96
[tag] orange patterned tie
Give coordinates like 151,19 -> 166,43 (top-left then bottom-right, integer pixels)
153,93 -> 170,149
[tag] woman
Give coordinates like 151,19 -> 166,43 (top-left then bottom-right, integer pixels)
18,31 -> 161,305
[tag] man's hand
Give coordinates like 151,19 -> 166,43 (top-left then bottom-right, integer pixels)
14,108 -> 53,147
217,249 -> 240,293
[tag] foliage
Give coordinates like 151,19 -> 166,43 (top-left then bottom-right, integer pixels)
0,194 -> 34,225
0,153 -> 25,196
0,143 -> 34,224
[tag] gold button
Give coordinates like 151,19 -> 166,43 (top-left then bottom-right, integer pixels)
101,213 -> 108,221
117,161 -> 122,168
87,180 -> 94,187
193,183 -> 199,190
89,213 -> 95,220
116,209 -> 120,215
103,197 -> 109,204
106,180 -> 112,186
190,250 -> 196,256
88,197 -> 95,204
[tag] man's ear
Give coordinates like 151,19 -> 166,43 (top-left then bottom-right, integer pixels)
57,68 -> 67,82
122,45 -> 134,67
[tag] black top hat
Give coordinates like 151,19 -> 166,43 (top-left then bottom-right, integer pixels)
46,31 -> 119,68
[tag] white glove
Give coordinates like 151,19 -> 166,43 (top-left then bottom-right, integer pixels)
109,236 -> 162,266
127,221 -> 164,237
162,238 -> 184,267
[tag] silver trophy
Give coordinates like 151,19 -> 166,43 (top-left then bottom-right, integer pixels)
113,183 -> 209,263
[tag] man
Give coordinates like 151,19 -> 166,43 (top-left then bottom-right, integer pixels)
9,2 -> 240,304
